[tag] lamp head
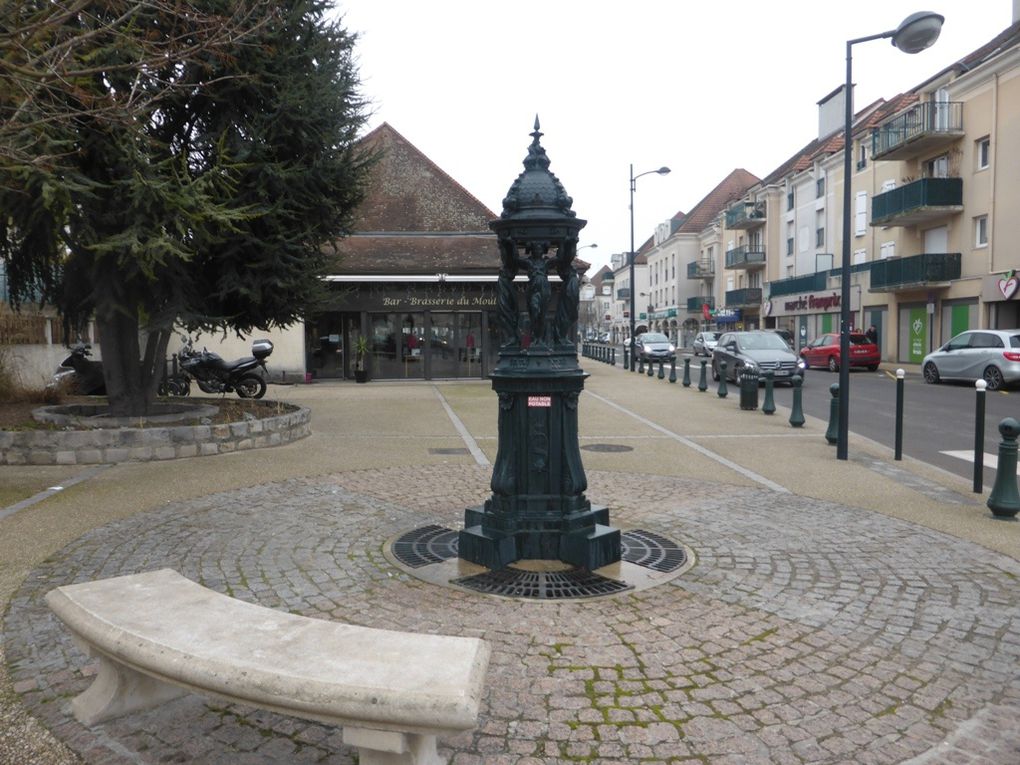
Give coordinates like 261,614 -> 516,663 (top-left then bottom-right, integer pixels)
891,11 -> 944,54
656,167 -> 671,175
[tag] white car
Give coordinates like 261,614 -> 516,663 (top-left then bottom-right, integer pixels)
922,329 -> 1020,391
692,331 -> 719,356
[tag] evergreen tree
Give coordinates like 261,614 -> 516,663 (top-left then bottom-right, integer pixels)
1,1 -> 373,415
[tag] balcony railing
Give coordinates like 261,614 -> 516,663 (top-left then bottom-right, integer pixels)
725,245 -> 766,270
869,252 -> 961,292
687,260 -> 715,279
615,287 -> 631,300
725,287 -> 762,307
767,272 -> 828,298
871,177 -> 963,227
686,295 -> 715,312
724,202 -> 766,229
871,101 -> 964,161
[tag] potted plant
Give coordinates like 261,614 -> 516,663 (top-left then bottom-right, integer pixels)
354,335 -> 369,383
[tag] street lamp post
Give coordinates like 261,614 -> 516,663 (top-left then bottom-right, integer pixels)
837,11 -> 943,460
629,164 -> 670,370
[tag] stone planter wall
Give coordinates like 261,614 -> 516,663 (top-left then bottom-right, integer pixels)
0,403 -> 310,466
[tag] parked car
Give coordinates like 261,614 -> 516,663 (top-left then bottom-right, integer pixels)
800,332 -> 880,372
633,332 -> 676,363
692,331 -> 720,356
711,330 -> 806,384
922,329 -> 1020,391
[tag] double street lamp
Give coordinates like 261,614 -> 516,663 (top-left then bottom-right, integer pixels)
629,164 -> 671,369
837,11 -> 943,460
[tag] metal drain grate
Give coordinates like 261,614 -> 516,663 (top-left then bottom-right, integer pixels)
580,443 -> 634,452
428,448 -> 470,455
452,568 -> 632,599
391,524 -> 459,568
621,529 -> 688,573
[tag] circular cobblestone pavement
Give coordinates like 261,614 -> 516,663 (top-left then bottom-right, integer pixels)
5,465 -> 1020,764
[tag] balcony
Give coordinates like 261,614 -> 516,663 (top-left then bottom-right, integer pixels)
768,272 -> 828,298
686,295 -> 715,312
871,101 -> 964,161
871,177 -> 963,227
869,252 -> 961,292
725,287 -> 762,308
615,287 -> 631,300
686,260 -> 715,279
725,201 -> 766,229
725,245 -> 766,270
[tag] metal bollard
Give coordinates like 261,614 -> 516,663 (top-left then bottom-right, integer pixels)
789,374 -> 805,428
647,359 -> 654,377
739,367 -> 759,410
669,356 -> 677,383
974,379 -> 987,493
638,357 -> 644,374
761,371 -> 775,415
987,418 -> 1020,518
657,360 -> 665,379
623,347 -> 629,370
895,369 -> 905,461
717,361 -> 728,398
825,382 -> 839,444
698,360 -> 708,392
682,357 -> 691,387
610,347 -> 616,366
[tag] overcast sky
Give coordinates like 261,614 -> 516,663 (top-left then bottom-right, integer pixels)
332,1 -> 1015,274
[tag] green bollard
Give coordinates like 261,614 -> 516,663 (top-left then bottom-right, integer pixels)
762,371 -> 775,415
682,358 -> 691,387
669,357 -> 677,383
623,347 -> 629,370
638,357 -> 644,374
717,361 -> 728,398
789,375 -> 805,428
698,360 -> 708,392
647,359 -> 654,377
825,382 -> 839,444
610,347 -> 616,366
987,418 -> 1020,518
657,360 -> 665,379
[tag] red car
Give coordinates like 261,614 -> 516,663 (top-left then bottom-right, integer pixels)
800,333 -> 880,372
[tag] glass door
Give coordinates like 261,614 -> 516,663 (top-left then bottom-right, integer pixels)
429,312 -> 483,378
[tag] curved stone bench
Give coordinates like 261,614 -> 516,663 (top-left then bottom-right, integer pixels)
46,569 -> 490,765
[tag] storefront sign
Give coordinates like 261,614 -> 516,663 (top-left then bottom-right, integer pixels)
527,396 -> 552,407
982,271 -> 1020,302
714,308 -> 742,322
909,307 -> 927,363
781,293 -> 841,313
323,282 -> 497,312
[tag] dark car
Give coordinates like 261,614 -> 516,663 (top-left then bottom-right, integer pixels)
712,330 -> 806,384
800,333 -> 880,372
633,332 -> 676,363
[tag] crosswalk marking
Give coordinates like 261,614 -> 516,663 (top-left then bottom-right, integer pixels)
941,450 -> 1020,474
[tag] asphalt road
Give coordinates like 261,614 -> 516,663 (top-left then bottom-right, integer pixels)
767,365 -> 1017,486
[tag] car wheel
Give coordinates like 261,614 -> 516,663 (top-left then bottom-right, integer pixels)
922,362 -> 940,384
827,355 -> 839,373
984,365 -> 1005,391
867,364 -> 879,372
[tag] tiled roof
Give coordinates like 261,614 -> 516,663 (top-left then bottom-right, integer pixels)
674,169 -> 760,233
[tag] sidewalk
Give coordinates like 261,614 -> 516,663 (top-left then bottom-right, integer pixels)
2,361 -> 1019,764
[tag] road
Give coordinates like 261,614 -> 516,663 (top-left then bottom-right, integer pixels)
748,364 -> 1014,487
613,345 -> 1016,486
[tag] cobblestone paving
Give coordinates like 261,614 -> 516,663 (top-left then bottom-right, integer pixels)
4,465 -> 1020,764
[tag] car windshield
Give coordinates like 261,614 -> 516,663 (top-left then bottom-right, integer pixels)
738,333 -> 790,351
641,333 -> 669,343
702,332 -> 719,341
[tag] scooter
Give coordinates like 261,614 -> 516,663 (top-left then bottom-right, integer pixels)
49,342 -> 106,395
166,338 -> 273,399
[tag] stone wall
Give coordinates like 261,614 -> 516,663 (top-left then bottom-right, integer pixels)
0,404 -> 310,466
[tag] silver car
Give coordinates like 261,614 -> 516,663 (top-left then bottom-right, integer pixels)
922,329 -> 1020,391
692,331 -> 719,356
711,330 -> 806,384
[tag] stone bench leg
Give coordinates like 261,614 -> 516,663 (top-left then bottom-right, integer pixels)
71,640 -> 188,726
343,726 -> 443,765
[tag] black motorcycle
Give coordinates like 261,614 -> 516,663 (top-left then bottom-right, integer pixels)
49,342 -> 107,395
166,338 -> 273,399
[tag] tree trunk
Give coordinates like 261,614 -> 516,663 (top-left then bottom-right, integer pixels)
95,310 -> 170,418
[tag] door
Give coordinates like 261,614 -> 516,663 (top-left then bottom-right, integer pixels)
428,312 -> 483,378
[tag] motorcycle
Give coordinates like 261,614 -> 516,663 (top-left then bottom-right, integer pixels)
49,341 -> 107,395
165,338 -> 273,399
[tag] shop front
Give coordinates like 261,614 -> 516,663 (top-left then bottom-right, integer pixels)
306,280 -> 498,380
763,289 -> 863,352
